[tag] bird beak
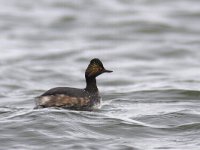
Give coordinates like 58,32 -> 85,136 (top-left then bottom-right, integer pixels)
103,69 -> 113,73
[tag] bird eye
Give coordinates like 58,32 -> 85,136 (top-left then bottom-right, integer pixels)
98,67 -> 103,72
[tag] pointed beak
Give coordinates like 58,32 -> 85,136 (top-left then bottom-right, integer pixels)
103,69 -> 113,73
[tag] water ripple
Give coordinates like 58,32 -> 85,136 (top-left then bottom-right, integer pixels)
1,0 -> 200,149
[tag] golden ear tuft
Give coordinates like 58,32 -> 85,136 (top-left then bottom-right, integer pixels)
86,63 -> 103,77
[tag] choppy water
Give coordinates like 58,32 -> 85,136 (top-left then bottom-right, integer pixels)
1,0 -> 200,149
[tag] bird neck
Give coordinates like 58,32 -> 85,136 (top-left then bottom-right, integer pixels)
85,76 -> 98,93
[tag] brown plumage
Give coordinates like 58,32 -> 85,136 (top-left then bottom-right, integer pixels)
36,95 -> 90,108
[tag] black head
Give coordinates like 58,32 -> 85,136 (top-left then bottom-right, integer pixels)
85,58 -> 113,78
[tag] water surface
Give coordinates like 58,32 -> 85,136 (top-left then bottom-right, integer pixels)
0,0 -> 200,149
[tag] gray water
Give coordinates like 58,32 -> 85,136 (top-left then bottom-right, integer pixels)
0,0 -> 200,149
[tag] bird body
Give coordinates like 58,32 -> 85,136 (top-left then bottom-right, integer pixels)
35,58 -> 112,110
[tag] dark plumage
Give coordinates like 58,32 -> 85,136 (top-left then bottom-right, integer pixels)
35,58 -> 112,110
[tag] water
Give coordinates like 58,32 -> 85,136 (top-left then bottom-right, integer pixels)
0,0 -> 200,149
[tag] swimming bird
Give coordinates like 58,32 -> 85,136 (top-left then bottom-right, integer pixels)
35,58 -> 112,110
